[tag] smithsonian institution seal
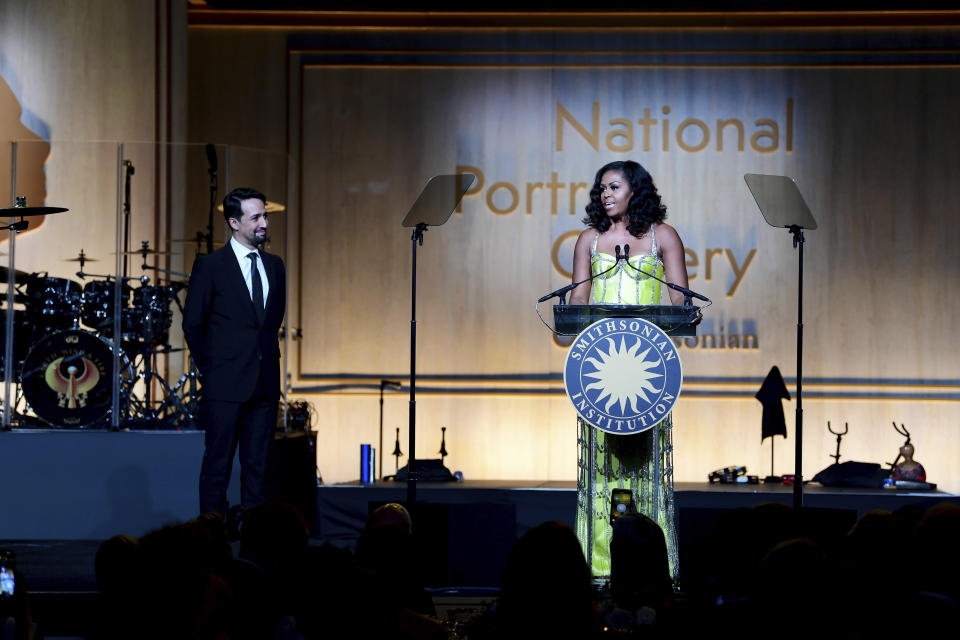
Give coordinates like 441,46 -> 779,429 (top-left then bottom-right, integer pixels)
563,317 -> 683,435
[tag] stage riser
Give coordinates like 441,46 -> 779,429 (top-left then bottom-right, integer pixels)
0,430 -> 240,540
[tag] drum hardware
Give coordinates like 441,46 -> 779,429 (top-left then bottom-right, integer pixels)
125,351 -> 199,429
170,365 -> 201,428
121,334 -> 199,429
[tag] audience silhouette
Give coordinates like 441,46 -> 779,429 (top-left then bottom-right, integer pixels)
14,497 -> 954,638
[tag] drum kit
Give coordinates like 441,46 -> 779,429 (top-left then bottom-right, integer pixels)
1,201 -> 199,430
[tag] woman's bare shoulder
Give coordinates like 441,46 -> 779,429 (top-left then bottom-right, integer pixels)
575,228 -> 597,248
654,222 -> 682,245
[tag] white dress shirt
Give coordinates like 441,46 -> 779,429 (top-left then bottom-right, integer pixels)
230,236 -> 269,307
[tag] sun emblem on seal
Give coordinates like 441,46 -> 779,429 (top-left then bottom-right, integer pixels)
563,318 -> 683,434
583,337 -> 663,414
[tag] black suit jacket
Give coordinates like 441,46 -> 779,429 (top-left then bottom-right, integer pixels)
182,244 -> 286,403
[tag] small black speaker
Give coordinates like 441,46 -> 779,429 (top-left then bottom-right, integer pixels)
392,458 -> 455,482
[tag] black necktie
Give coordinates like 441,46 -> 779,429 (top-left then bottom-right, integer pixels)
248,252 -> 265,325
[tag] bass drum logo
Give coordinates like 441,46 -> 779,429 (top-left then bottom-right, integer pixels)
564,318 -> 683,435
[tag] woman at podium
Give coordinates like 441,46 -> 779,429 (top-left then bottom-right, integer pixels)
568,160 -> 691,581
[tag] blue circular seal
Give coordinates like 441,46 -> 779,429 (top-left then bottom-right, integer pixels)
563,317 -> 683,435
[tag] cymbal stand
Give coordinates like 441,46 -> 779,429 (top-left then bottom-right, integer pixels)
165,364 -> 200,427
128,345 -> 193,427
126,342 -> 178,425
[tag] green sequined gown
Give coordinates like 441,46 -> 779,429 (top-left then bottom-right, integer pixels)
575,228 -> 680,581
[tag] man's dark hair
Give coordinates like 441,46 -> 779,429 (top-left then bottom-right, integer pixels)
222,187 -> 266,223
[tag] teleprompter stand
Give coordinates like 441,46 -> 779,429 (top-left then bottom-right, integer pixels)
744,174 -> 818,510
400,174 -> 476,506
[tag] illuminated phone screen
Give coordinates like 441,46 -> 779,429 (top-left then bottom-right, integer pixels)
610,489 -> 634,524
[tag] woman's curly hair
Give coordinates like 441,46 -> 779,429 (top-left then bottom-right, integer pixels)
582,160 -> 667,237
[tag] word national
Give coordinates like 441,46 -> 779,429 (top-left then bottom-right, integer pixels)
556,99 -> 794,154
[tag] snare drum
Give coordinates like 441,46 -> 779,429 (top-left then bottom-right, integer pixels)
26,276 -> 81,332
21,329 -> 130,427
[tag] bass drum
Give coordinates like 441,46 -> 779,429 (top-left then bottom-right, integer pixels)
21,329 -> 131,428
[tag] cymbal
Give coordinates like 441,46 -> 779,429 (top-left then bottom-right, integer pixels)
216,200 -> 286,213
64,255 -> 99,263
0,205 -> 69,216
0,265 -> 29,280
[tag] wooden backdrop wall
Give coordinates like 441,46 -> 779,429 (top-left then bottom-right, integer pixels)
0,0 -> 187,386
191,11 -> 960,491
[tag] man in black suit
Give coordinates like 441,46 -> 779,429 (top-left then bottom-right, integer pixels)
182,187 -> 286,515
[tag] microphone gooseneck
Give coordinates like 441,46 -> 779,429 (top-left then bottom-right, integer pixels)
536,256 -> 621,304
639,266 -> 710,303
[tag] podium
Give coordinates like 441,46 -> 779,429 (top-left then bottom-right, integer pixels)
559,304 -> 697,579
552,303 -> 699,337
